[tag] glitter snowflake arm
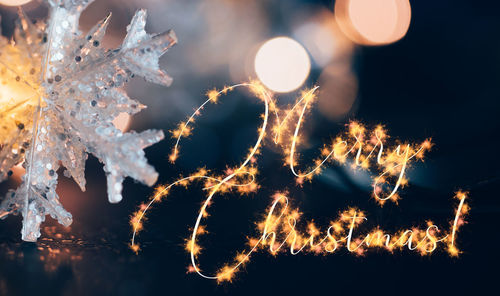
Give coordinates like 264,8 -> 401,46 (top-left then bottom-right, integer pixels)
0,0 -> 176,241
0,11 -> 42,182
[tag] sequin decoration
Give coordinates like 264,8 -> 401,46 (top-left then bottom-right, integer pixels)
0,0 -> 177,241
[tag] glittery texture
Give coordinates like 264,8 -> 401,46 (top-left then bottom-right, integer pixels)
0,0 -> 176,241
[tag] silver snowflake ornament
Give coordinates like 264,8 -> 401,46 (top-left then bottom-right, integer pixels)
0,0 -> 176,241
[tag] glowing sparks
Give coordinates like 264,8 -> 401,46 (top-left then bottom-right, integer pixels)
202,191 -> 468,282
130,81 -> 469,283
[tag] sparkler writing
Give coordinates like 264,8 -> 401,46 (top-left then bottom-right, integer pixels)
130,81 -> 469,282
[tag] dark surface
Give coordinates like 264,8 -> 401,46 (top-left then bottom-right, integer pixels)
1,0 -> 500,295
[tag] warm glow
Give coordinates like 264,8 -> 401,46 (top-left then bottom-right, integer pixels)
295,22 -> 336,67
294,9 -> 354,68
0,0 -> 32,6
254,37 -> 310,93
0,39 -> 41,181
335,0 -> 412,46
112,112 -> 131,132
10,162 -> 25,182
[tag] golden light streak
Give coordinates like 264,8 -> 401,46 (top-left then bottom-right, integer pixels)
202,191 -> 468,282
130,81 -> 469,283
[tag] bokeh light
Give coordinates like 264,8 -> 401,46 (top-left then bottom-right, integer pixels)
317,62 -> 358,121
335,0 -> 411,46
293,9 -> 354,67
0,0 -> 32,6
295,22 -> 335,67
254,37 -> 311,93
291,9 -> 357,121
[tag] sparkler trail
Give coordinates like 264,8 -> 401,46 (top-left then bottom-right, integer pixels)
130,81 -> 469,282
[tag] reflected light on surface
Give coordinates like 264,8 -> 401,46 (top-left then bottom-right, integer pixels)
10,163 -> 25,183
0,0 -> 31,6
335,0 -> 411,46
112,112 -> 131,132
254,37 -> 310,93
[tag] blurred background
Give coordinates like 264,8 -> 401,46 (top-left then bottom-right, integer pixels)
0,0 -> 499,295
